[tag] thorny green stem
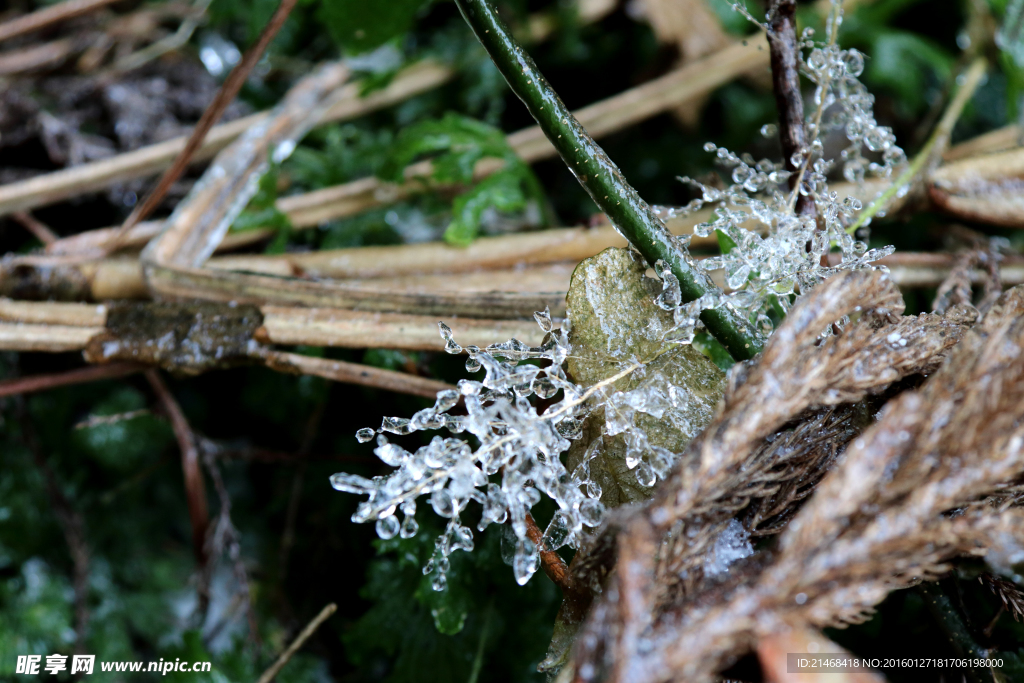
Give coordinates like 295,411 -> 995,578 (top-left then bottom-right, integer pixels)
917,582 -> 994,683
847,58 -> 986,235
452,0 -> 762,360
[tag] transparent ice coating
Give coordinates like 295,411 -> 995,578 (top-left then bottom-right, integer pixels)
663,6 -> 900,342
332,3 -> 910,591
333,312 -> 606,590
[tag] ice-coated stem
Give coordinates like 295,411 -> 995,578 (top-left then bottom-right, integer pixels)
452,0 -> 762,360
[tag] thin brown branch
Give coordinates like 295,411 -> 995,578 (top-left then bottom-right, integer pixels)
0,0 -> 121,43
200,441 -> 259,644
145,370 -> 209,564
106,0 -> 299,252
255,603 -> 337,683
0,362 -> 142,398
766,0 -> 815,221
12,211 -> 59,245
256,348 -> 455,399
524,512 -> 579,597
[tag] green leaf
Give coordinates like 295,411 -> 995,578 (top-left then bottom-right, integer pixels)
379,113 -> 512,184
691,331 -> 736,371
444,167 -> 529,245
716,229 -> 738,254
319,0 -> 431,55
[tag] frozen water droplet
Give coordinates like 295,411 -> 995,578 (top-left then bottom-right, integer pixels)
438,322 -> 462,354
635,460 -> 657,487
356,428 -> 375,443
534,307 -> 553,332
376,515 -> 400,540
579,498 -> 605,527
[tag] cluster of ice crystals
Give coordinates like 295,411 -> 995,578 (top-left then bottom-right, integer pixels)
703,519 -> 754,578
664,3 -> 899,340
332,313 -> 606,590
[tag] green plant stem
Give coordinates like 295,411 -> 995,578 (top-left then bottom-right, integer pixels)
847,57 -> 986,235
452,0 -> 762,360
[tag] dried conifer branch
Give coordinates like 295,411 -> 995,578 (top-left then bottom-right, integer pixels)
596,284 -> 1024,683
980,573 -> 1024,622
568,271 -> 980,682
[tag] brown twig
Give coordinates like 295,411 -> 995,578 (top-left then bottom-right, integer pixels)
255,603 -> 337,683
200,441 -> 260,644
144,370 -> 209,564
256,348 -> 455,399
106,0 -> 299,252
0,0 -> 121,43
11,212 -> 59,246
0,362 -> 142,398
524,512 -> 578,596
766,0 -> 817,224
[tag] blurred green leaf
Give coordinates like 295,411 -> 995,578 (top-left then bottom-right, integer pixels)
445,167 -> 528,245
319,0 -> 431,54
379,113 -> 511,185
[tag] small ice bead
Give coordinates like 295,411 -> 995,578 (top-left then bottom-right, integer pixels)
513,543 -> 539,585
356,428 -> 375,443
400,514 -> 419,538
578,498 -> 605,527
533,308 -> 553,332
376,515 -> 400,540
438,322 -> 462,354
635,460 -> 657,487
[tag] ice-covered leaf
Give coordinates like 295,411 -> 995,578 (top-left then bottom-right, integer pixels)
564,248 -> 726,506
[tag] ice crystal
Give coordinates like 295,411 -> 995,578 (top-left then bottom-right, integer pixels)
703,519 -> 754,578
332,313 -> 613,589
333,0 -> 908,591
663,2 -> 901,342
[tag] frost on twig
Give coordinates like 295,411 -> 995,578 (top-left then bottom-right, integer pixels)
660,2 -> 904,344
